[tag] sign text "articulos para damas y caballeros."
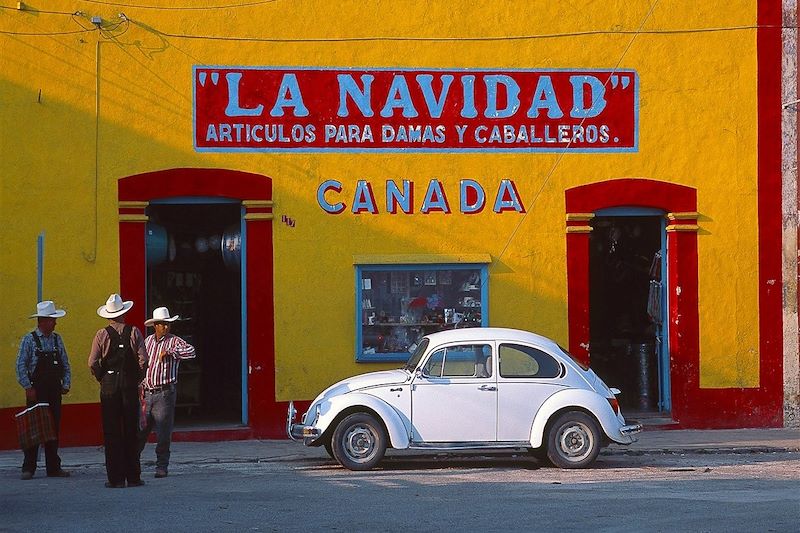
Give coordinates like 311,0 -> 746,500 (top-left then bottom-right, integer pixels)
193,67 -> 638,152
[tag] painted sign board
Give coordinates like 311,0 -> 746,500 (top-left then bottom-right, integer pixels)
194,67 -> 638,152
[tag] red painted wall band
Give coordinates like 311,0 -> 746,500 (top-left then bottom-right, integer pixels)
753,0 -> 784,425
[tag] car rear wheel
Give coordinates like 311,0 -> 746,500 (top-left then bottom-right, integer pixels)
546,411 -> 601,469
331,412 -> 387,470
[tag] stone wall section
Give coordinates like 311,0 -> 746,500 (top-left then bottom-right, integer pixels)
782,0 -> 799,427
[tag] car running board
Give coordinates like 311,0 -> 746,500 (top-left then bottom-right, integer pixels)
409,441 -> 532,450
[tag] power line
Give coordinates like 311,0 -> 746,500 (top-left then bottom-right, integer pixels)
0,28 -> 93,35
144,24 -> 785,44
0,3 -> 792,40
0,5 -> 77,15
496,0 -> 661,259
78,0 -> 276,9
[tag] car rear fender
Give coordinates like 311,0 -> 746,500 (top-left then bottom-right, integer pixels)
528,388 -> 624,447
317,392 -> 411,449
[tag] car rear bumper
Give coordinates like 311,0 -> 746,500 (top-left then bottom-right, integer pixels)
620,422 -> 643,436
605,419 -> 644,445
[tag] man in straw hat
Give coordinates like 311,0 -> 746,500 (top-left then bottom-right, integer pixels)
88,293 -> 147,488
16,300 -> 72,480
138,306 -> 196,478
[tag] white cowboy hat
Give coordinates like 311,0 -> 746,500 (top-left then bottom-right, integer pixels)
97,293 -> 134,319
30,300 -> 66,318
144,306 -> 180,326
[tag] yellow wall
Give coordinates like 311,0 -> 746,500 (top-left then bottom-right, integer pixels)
0,0 -> 760,409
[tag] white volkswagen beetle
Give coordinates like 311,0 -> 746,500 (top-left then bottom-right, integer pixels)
288,327 -> 642,470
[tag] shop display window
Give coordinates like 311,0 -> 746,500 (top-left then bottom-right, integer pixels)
356,264 -> 488,362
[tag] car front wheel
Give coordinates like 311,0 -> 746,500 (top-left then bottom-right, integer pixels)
546,411 -> 601,469
331,412 -> 387,470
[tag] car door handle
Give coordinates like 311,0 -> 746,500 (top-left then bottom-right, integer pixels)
478,384 -> 496,391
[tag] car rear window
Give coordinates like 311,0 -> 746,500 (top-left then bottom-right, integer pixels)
499,344 -> 560,378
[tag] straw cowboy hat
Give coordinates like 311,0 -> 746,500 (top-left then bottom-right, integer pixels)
144,306 -> 180,326
30,300 -> 66,318
97,293 -> 134,319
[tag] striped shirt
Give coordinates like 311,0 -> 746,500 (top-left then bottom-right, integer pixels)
16,329 -> 71,390
142,333 -> 196,389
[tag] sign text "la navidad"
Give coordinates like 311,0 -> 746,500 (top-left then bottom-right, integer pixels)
194,67 -> 638,152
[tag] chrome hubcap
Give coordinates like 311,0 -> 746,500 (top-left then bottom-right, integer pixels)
344,424 -> 376,462
557,422 -> 593,461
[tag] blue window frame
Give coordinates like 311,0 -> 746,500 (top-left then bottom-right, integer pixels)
356,264 -> 489,362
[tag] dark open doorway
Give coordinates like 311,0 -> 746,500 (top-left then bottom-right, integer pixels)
589,213 -> 668,414
145,201 -> 243,428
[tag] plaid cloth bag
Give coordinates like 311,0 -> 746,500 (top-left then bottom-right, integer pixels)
15,403 -> 57,450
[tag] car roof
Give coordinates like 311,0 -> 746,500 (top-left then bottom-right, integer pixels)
424,327 -> 561,350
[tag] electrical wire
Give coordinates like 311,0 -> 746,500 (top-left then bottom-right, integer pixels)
2,24 -> 793,39
142,24 -> 787,43
78,0 -> 276,9
71,13 -> 99,31
0,2 -> 793,40
0,5 -> 76,15
496,0 -> 661,259
0,28 -> 93,35
0,7 -> 131,37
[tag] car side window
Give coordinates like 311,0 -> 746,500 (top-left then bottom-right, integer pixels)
422,349 -> 445,377
422,344 -> 492,378
499,344 -> 561,378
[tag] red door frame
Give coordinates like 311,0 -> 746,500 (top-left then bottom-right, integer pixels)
565,179 -> 698,423
119,168 -> 285,441
565,174 -> 781,428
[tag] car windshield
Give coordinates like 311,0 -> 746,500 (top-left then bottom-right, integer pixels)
558,345 -> 590,371
403,338 -> 430,372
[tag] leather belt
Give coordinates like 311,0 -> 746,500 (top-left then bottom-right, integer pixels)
144,384 -> 174,393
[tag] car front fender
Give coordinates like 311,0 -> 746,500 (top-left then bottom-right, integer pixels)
529,388 -> 631,448
315,392 -> 411,449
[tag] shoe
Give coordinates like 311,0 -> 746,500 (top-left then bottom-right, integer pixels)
47,469 -> 71,478
20,471 -> 33,480
105,481 -> 125,488
154,469 -> 168,478
127,479 -> 145,487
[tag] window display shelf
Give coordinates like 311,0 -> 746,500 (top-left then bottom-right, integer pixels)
356,264 -> 487,362
363,322 -> 451,327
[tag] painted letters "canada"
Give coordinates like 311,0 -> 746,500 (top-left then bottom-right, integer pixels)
317,179 -> 525,215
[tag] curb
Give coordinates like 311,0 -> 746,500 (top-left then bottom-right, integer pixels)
605,446 -> 800,456
2,444 -> 797,471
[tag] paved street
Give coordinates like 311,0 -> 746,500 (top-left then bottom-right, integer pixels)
1,434 -> 798,533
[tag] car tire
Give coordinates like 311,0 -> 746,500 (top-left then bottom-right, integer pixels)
331,412 -> 387,471
546,411 -> 601,469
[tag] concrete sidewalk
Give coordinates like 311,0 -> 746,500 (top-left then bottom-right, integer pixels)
0,428 -> 797,469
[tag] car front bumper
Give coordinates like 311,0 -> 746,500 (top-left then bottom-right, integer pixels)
286,401 -> 322,443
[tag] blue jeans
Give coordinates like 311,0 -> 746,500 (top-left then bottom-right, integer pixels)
138,385 -> 177,471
